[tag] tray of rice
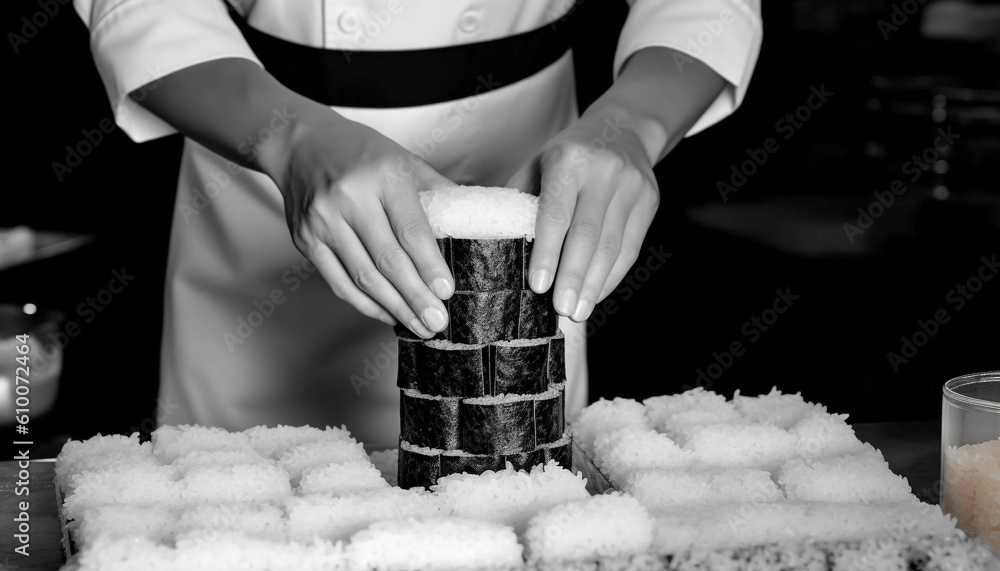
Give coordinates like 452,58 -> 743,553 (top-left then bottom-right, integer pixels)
49,187 -> 1000,569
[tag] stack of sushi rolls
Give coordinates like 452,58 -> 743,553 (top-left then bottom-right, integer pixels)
397,186 -> 573,489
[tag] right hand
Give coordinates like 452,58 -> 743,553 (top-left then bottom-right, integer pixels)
263,106 -> 455,339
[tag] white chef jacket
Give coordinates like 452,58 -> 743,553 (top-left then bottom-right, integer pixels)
73,0 -> 762,447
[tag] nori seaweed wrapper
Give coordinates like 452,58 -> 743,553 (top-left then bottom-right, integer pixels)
503,448 -> 545,472
539,435 -> 572,470
459,397 -> 535,455
398,442 -> 440,489
439,451 -> 505,478
533,388 -> 565,447
518,289 -> 559,339
443,238 -> 525,292
546,335 -> 566,384
396,337 -> 421,390
447,290 -> 518,344
415,342 -> 489,397
400,390 -> 461,450
491,341 -> 548,395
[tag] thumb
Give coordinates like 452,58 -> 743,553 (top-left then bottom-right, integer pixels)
504,155 -> 542,196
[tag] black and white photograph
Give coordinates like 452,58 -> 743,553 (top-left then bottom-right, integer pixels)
2,0 -> 999,568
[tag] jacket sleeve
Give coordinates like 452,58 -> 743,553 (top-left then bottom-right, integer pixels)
73,0 -> 262,142
616,0 -> 763,136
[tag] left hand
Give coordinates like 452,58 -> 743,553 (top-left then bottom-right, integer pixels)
506,104 -> 660,323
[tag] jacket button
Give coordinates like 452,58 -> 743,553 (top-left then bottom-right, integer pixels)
338,11 -> 361,33
458,10 -> 481,33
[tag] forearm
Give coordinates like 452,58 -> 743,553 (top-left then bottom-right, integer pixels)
586,47 -> 727,164
131,58 -> 323,180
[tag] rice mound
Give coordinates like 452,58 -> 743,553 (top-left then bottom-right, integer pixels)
643,388 -> 740,440
72,504 -> 177,549
684,422 -> 799,469
287,488 -> 443,541
63,463 -> 181,521
432,461 -> 588,534
777,445 -> 915,503
178,464 -> 291,504
368,449 -> 399,486
55,433 -> 155,493
733,387 -> 827,429
244,424 -> 356,460
169,449 -> 273,474
152,425 -> 253,463
175,502 -> 287,540
298,460 -> 389,496
172,531 -> 345,571
345,517 -> 523,570
626,467 -> 782,508
278,439 -> 370,485
593,428 -> 692,486
420,186 -> 538,239
523,493 -> 654,562
570,397 -> 649,458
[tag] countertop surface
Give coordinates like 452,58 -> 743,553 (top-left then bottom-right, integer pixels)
0,421 -> 943,571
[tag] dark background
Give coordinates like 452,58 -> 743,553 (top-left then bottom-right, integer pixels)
2,0 -> 998,455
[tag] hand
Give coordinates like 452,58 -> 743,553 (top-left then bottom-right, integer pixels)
267,106 -> 456,338
506,104 -> 660,323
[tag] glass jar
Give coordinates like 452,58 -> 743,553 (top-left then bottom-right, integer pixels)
940,371 -> 1000,549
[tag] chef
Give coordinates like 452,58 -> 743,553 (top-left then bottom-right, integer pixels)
71,0 -> 761,446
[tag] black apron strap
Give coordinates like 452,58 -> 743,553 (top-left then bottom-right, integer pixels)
225,2 -> 574,108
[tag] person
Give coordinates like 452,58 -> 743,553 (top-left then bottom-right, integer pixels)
71,0 -> 762,447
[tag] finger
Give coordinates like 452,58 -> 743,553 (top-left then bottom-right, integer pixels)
551,182 -> 614,317
345,204 -> 450,334
309,243 -> 396,325
382,181 -> 455,301
327,219 -> 437,338
524,153 -> 581,296
599,194 -> 658,301
504,156 -> 542,196
570,191 -> 633,322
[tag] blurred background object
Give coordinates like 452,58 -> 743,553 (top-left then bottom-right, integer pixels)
3,0 -> 998,453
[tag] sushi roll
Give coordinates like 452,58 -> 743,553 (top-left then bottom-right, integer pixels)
400,390 -> 461,450
396,337 -> 422,391
546,334 -> 566,384
459,393 -> 536,455
442,237 -> 526,292
414,340 -> 489,397
533,385 -> 566,447
517,289 -> 559,339
398,441 -> 441,490
491,338 -> 548,395
447,290 -> 519,344
440,450 -> 506,478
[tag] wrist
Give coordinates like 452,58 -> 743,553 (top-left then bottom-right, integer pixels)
582,96 -> 667,166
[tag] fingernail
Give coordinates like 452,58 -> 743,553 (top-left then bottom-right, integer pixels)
379,314 -> 397,326
572,299 -> 593,322
421,306 -> 448,332
408,318 -> 429,337
530,270 -> 552,293
554,289 -> 577,316
431,277 -> 454,300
